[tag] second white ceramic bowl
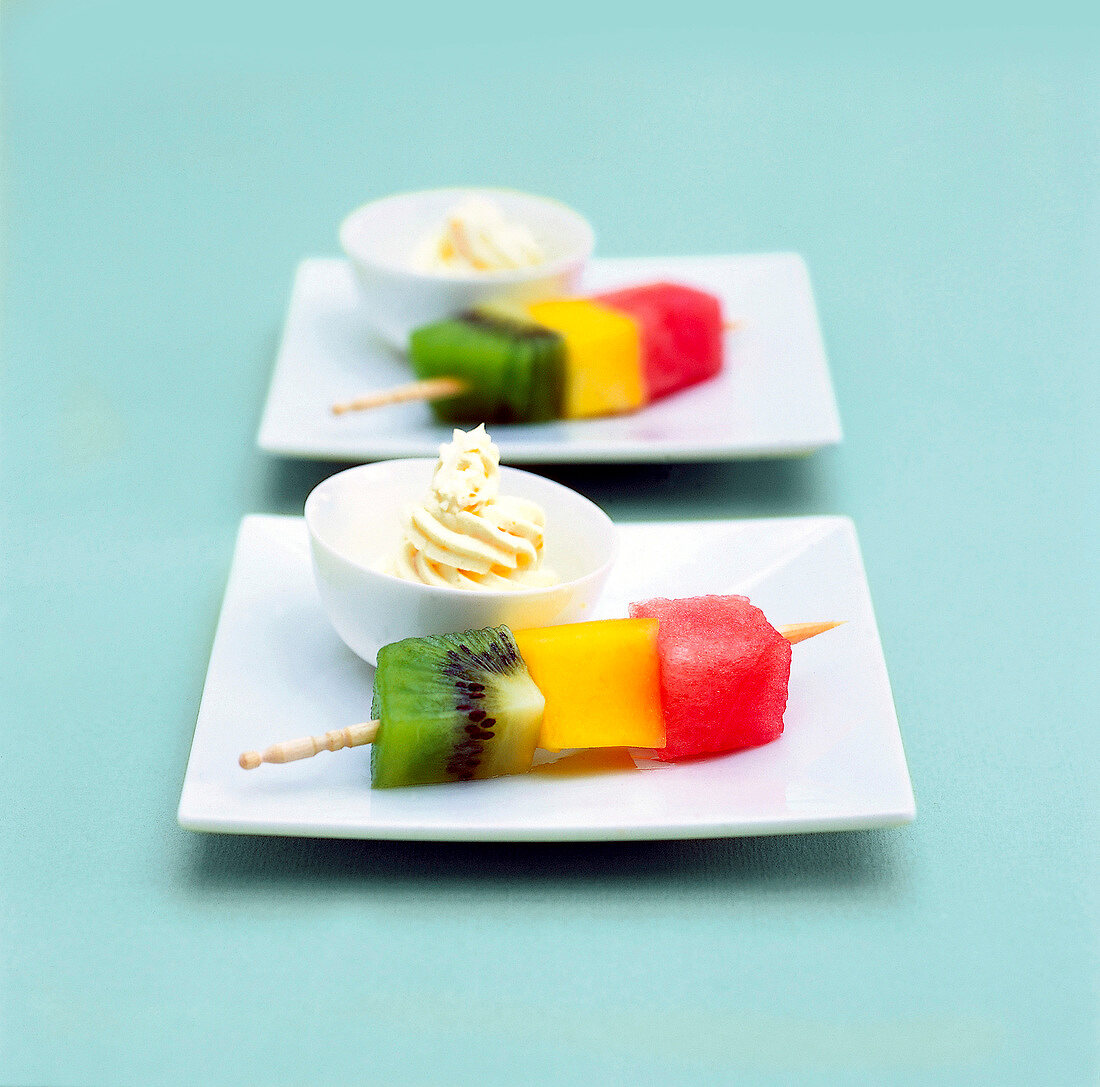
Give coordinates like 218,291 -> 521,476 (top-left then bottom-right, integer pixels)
305,459 -> 617,666
338,187 -> 594,348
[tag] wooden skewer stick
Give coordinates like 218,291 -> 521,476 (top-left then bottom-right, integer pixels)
237,621 -> 843,770
332,376 -> 467,416
239,721 -> 379,770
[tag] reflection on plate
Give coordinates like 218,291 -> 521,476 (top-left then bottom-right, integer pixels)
178,515 -> 912,841
257,255 -> 841,464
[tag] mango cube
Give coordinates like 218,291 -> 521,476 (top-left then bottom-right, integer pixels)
526,299 -> 644,419
513,618 -> 665,751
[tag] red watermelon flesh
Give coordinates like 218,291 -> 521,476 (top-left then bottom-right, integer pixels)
628,595 -> 792,761
594,282 -> 723,402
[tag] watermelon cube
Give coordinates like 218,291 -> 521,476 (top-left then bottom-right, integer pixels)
594,282 -> 723,402
628,595 -> 791,761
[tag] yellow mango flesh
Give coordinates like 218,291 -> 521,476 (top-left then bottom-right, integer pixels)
513,618 -> 666,751
526,299 -> 644,419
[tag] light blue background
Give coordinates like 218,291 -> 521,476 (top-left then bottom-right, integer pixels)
2,4 -> 1096,1085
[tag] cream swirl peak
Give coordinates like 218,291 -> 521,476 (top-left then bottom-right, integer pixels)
386,425 -> 557,590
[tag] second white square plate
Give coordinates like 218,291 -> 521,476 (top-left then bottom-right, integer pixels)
257,254 -> 841,463
178,515 -> 913,841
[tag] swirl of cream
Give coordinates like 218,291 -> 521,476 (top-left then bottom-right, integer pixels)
387,425 -> 556,590
410,197 -> 545,274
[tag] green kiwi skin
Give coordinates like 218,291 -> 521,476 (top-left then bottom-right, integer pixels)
370,626 -> 545,788
408,313 -> 565,425
526,328 -> 566,422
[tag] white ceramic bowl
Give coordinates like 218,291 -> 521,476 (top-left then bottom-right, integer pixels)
305,459 -> 617,666
338,187 -> 595,348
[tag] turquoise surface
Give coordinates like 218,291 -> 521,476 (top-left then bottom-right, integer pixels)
2,5 -> 1096,1085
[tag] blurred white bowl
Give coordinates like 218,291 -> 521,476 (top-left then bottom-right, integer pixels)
305,458 -> 617,666
338,187 -> 594,348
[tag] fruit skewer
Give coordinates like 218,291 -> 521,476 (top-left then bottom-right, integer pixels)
330,323 -> 742,416
331,282 -> 738,423
239,611 -> 841,781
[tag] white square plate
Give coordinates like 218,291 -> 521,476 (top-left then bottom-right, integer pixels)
178,515 -> 913,840
257,255 -> 841,463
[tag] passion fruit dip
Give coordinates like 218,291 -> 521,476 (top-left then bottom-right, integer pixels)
383,425 -> 557,590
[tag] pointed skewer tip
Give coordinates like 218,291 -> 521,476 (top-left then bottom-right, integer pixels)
779,620 -> 846,645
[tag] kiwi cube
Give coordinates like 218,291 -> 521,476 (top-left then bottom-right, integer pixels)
408,312 -> 565,424
370,626 -> 545,788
